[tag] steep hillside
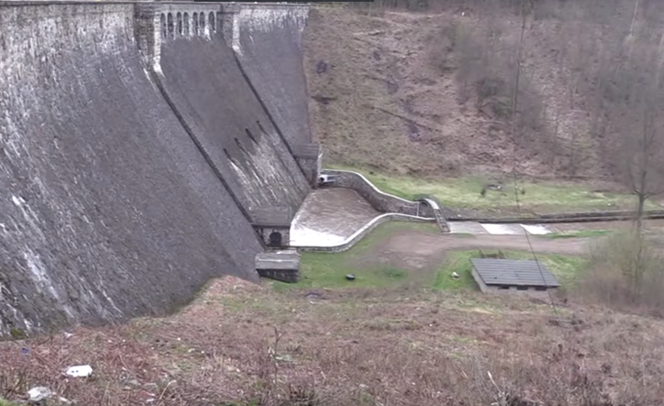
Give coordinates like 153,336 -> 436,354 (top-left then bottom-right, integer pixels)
303,1 -> 664,181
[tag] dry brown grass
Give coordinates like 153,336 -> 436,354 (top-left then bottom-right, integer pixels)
3,277 -> 664,405
303,2 -> 664,182
573,230 -> 664,318
303,7 -> 605,179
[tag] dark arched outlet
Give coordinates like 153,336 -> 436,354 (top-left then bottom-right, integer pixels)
268,231 -> 282,247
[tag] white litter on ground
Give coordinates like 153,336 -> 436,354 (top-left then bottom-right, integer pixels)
28,386 -> 53,402
65,365 -> 93,378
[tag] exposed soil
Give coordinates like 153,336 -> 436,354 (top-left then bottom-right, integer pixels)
353,217 -> 664,270
302,4 -> 640,181
351,228 -> 586,274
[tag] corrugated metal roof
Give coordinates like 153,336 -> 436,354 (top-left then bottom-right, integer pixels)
470,258 -> 560,287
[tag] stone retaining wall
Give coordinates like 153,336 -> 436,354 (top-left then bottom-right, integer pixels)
320,169 -> 427,215
323,170 -> 664,225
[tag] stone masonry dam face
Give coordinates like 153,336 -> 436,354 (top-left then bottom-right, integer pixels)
0,1 -> 316,335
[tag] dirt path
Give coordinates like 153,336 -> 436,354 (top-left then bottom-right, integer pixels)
354,229 -> 589,272
388,231 -> 587,256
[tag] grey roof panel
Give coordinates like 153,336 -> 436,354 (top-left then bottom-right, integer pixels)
255,251 -> 301,270
470,258 -> 560,287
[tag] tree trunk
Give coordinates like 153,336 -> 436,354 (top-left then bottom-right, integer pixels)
632,228 -> 645,300
636,193 -> 646,234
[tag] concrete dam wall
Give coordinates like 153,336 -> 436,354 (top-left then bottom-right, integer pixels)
234,4 -> 312,149
0,1 -> 315,335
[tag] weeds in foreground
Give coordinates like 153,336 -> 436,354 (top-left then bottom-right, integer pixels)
2,276 -> 664,405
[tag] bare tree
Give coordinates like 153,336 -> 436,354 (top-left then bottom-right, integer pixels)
606,27 -> 664,233
617,99 -> 664,232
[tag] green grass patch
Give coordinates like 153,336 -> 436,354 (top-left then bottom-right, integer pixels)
272,222 -> 439,290
280,220 -> 586,291
542,229 -> 613,239
329,165 -> 656,214
433,250 -> 586,290
0,399 -> 19,406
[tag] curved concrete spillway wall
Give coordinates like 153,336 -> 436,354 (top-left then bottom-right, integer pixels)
0,1 -> 315,335
318,169 -> 450,234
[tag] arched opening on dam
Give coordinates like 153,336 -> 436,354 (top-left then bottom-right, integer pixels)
160,13 -> 166,38
208,12 -> 216,33
268,231 -> 283,247
199,12 -> 205,34
177,12 -> 183,37
184,13 -> 190,37
167,13 -> 174,39
193,12 -> 199,35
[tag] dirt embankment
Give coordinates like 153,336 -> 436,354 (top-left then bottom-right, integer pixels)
302,1 -> 661,181
3,274 -> 664,405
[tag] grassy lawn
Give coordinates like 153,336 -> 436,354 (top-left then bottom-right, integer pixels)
328,165 -> 657,214
271,222 -> 440,290
541,229 -> 613,239
275,220 -> 585,291
433,249 -> 586,290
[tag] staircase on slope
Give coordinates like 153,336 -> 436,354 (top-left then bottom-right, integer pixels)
420,197 -> 450,233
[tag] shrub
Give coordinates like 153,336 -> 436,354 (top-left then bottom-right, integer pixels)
573,229 -> 664,315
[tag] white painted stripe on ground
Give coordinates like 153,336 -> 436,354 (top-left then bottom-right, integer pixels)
481,223 -> 525,235
448,222 -> 489,234
521,224 -> 551,235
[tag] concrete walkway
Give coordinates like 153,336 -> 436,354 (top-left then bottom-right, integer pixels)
448,222 -> 553,235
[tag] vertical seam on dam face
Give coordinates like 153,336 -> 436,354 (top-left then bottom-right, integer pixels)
0,1 -> 325,334
230,48 -> 303,179
154,5 -> 311,226
147,67 -> 254,225
231,48 -> 315,190
235,6 -> 313,149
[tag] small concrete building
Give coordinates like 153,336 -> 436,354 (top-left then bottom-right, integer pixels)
255,250 -> 301,283
470,258 -> 560,293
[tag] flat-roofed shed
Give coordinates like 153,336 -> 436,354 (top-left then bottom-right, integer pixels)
255,251 -> 301,283
470,258 -> 560,293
